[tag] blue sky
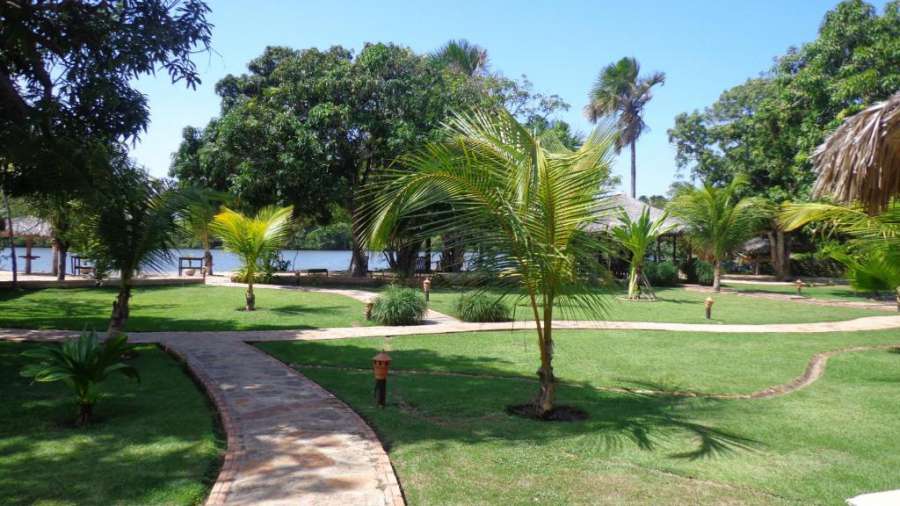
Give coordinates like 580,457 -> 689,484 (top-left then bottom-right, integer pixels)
132,0 -> 872,198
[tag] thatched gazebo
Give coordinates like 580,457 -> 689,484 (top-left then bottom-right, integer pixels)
812,91 -> 900,213
1,216 -> 51,274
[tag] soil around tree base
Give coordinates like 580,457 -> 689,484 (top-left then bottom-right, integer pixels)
506,403 -> 589,422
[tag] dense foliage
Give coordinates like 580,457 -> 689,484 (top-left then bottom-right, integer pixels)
371,286 -> 428,325
455,293 -> 512,322
644,261 -> 679,287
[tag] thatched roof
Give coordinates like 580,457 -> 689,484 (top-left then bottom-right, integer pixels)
0,216 -> 52,238
587,193 -> 684,234
739,236 -> 769,255
812,91 -> 900,212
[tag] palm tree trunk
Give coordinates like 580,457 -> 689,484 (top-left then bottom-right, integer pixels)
713,259 -> 722,292
627,264 -> 640,299
245,281 -> 255,311
76,403 -> 93,426
630,139 -> 637,198
204,248 -> 213,276
2,188 -> 17,288
56,242 -> 68,282
108,282 -> 131,336
535,294 -> 556,416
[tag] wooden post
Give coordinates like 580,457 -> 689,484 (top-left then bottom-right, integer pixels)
24,237 -> 33,274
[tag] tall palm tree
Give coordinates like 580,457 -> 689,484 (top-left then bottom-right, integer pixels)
780,201 -> 899,309
585,57 -> 665,198
210,206 -> 293,311
363,110 -> 616,416
668,178 -> 769,291
431,39 -> 489,76
78,159 -> 185,336
180,187 -> 229,276
611,208 -> 674,299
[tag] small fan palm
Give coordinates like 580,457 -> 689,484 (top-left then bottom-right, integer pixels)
431,39 -> 489,76
362,109 -> 616,416
21,331 -> 139,425
210,206 -> 293,310
611,208 -> 674,299
668,178 -> 769,291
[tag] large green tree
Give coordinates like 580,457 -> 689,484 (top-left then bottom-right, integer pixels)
585,57 -> 665,198
668,0 -> 900,277
172,42 -> 569,276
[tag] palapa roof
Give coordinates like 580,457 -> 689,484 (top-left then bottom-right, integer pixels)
586,193 -> 684,234
0,216 -> 52,238
812,91 -> 900,212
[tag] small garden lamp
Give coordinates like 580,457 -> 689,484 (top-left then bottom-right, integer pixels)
795,279 -> 804,296
423,277 -> 432,302
373,351 -> 392,407
705,296 -> 714,320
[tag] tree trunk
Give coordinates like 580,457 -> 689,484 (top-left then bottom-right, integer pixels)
630,139 -> 637,199
245,282 -> 255,311
52,243 -> 59,276
108,283 -> 132,336
3,188 -> 17,288
56,243 -> 68,281
627,263 -> 641,299
772,229 -> 790,280
713,259 -> 722,292
76,403 -> 93,426
895,287 -> 899,313
536,295 -> 556,416
204,248 -> 213,276
349,216 -> 369,277
440,233 -> 465,273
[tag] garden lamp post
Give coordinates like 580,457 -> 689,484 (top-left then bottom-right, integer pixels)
423,277 -> 432,302
705,297 -> 714,320
795,279 -> 804,296
373,351 -> 392,407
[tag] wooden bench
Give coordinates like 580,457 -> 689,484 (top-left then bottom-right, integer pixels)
178,256 -> 204,276
305,268 -> 329,277
70,255 -> 95,276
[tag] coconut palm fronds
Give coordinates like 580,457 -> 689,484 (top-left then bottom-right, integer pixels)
812,92 -> 900,213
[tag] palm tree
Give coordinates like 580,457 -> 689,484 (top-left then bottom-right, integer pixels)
585,57 -> 665,198
781,201 -> 899,309
431,39 -> 489,76
210,206 -> 293,311
611,208 -> 674,299
363,109 -> 616,416
180,187 -> 229,276
668,178 -> 769,291
78,159 -> 185,336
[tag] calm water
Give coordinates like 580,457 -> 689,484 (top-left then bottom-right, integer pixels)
0,247 -> 397,274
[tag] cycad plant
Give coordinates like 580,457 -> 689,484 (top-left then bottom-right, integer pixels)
363,110 -> 615,416
781,201 -> 899,309
610,208 -> 674,299
667,178 -> 769,291
21,331 -> 139,425
210,206 -> 293,310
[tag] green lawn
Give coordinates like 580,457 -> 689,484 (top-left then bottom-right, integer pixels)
428,286 -> 886,324
0,285 -> 369,332
722,282 -> 886,302
0,342 -> 223,505
259,329 -> 900,504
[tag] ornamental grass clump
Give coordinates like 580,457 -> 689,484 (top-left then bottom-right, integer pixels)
371,286 -> 427,325
455,292 -> 512,322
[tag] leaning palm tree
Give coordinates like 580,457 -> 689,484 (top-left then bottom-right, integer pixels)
210,206 -> 293,311
811,91 -> 900,213
179,187 -> 230,276
780,201 -> 899,309
611,208 -> 674,299
585,57 -> 665,198
362,110 -> 616,417
431,39 -> 489,76
78,159 -> 185,336
668,178 -> 769,292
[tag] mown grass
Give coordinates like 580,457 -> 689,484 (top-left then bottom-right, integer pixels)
0,342 -> 223,505
427,286 -> 886,324
0,285 -> 369,332
259,329 -> 900,504
722,282 -> 888,302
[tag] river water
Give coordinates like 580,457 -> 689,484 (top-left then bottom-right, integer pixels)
0,247 -> 399,274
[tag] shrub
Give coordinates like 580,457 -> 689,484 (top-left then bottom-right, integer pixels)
644,261 -> 679,286
20,331 -> 140,425
371,286 -> 427,325
696,260 -> 715,286
455,293 -> 511,322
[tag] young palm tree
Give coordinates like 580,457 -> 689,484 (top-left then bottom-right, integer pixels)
363,110 -> 616,416
611,208 -> 674,299
668,178 -> 769,292
210,206 -> 293,311
180,187 -> 229,276
585,57 -> 665,198
781,201 -> 899,309
78,159 -> 184,336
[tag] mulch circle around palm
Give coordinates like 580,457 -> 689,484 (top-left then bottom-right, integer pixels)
506,403 -> 589,422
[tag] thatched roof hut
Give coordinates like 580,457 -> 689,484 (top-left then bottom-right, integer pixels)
812,91 -> 900,212
587,193 -> 683,234
1,216 -> 52,238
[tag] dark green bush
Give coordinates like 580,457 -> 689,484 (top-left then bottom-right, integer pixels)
455,293 -> 511,322
696,260 -> 715,286
371,286 -> 427,325
644,261 -> 679,286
